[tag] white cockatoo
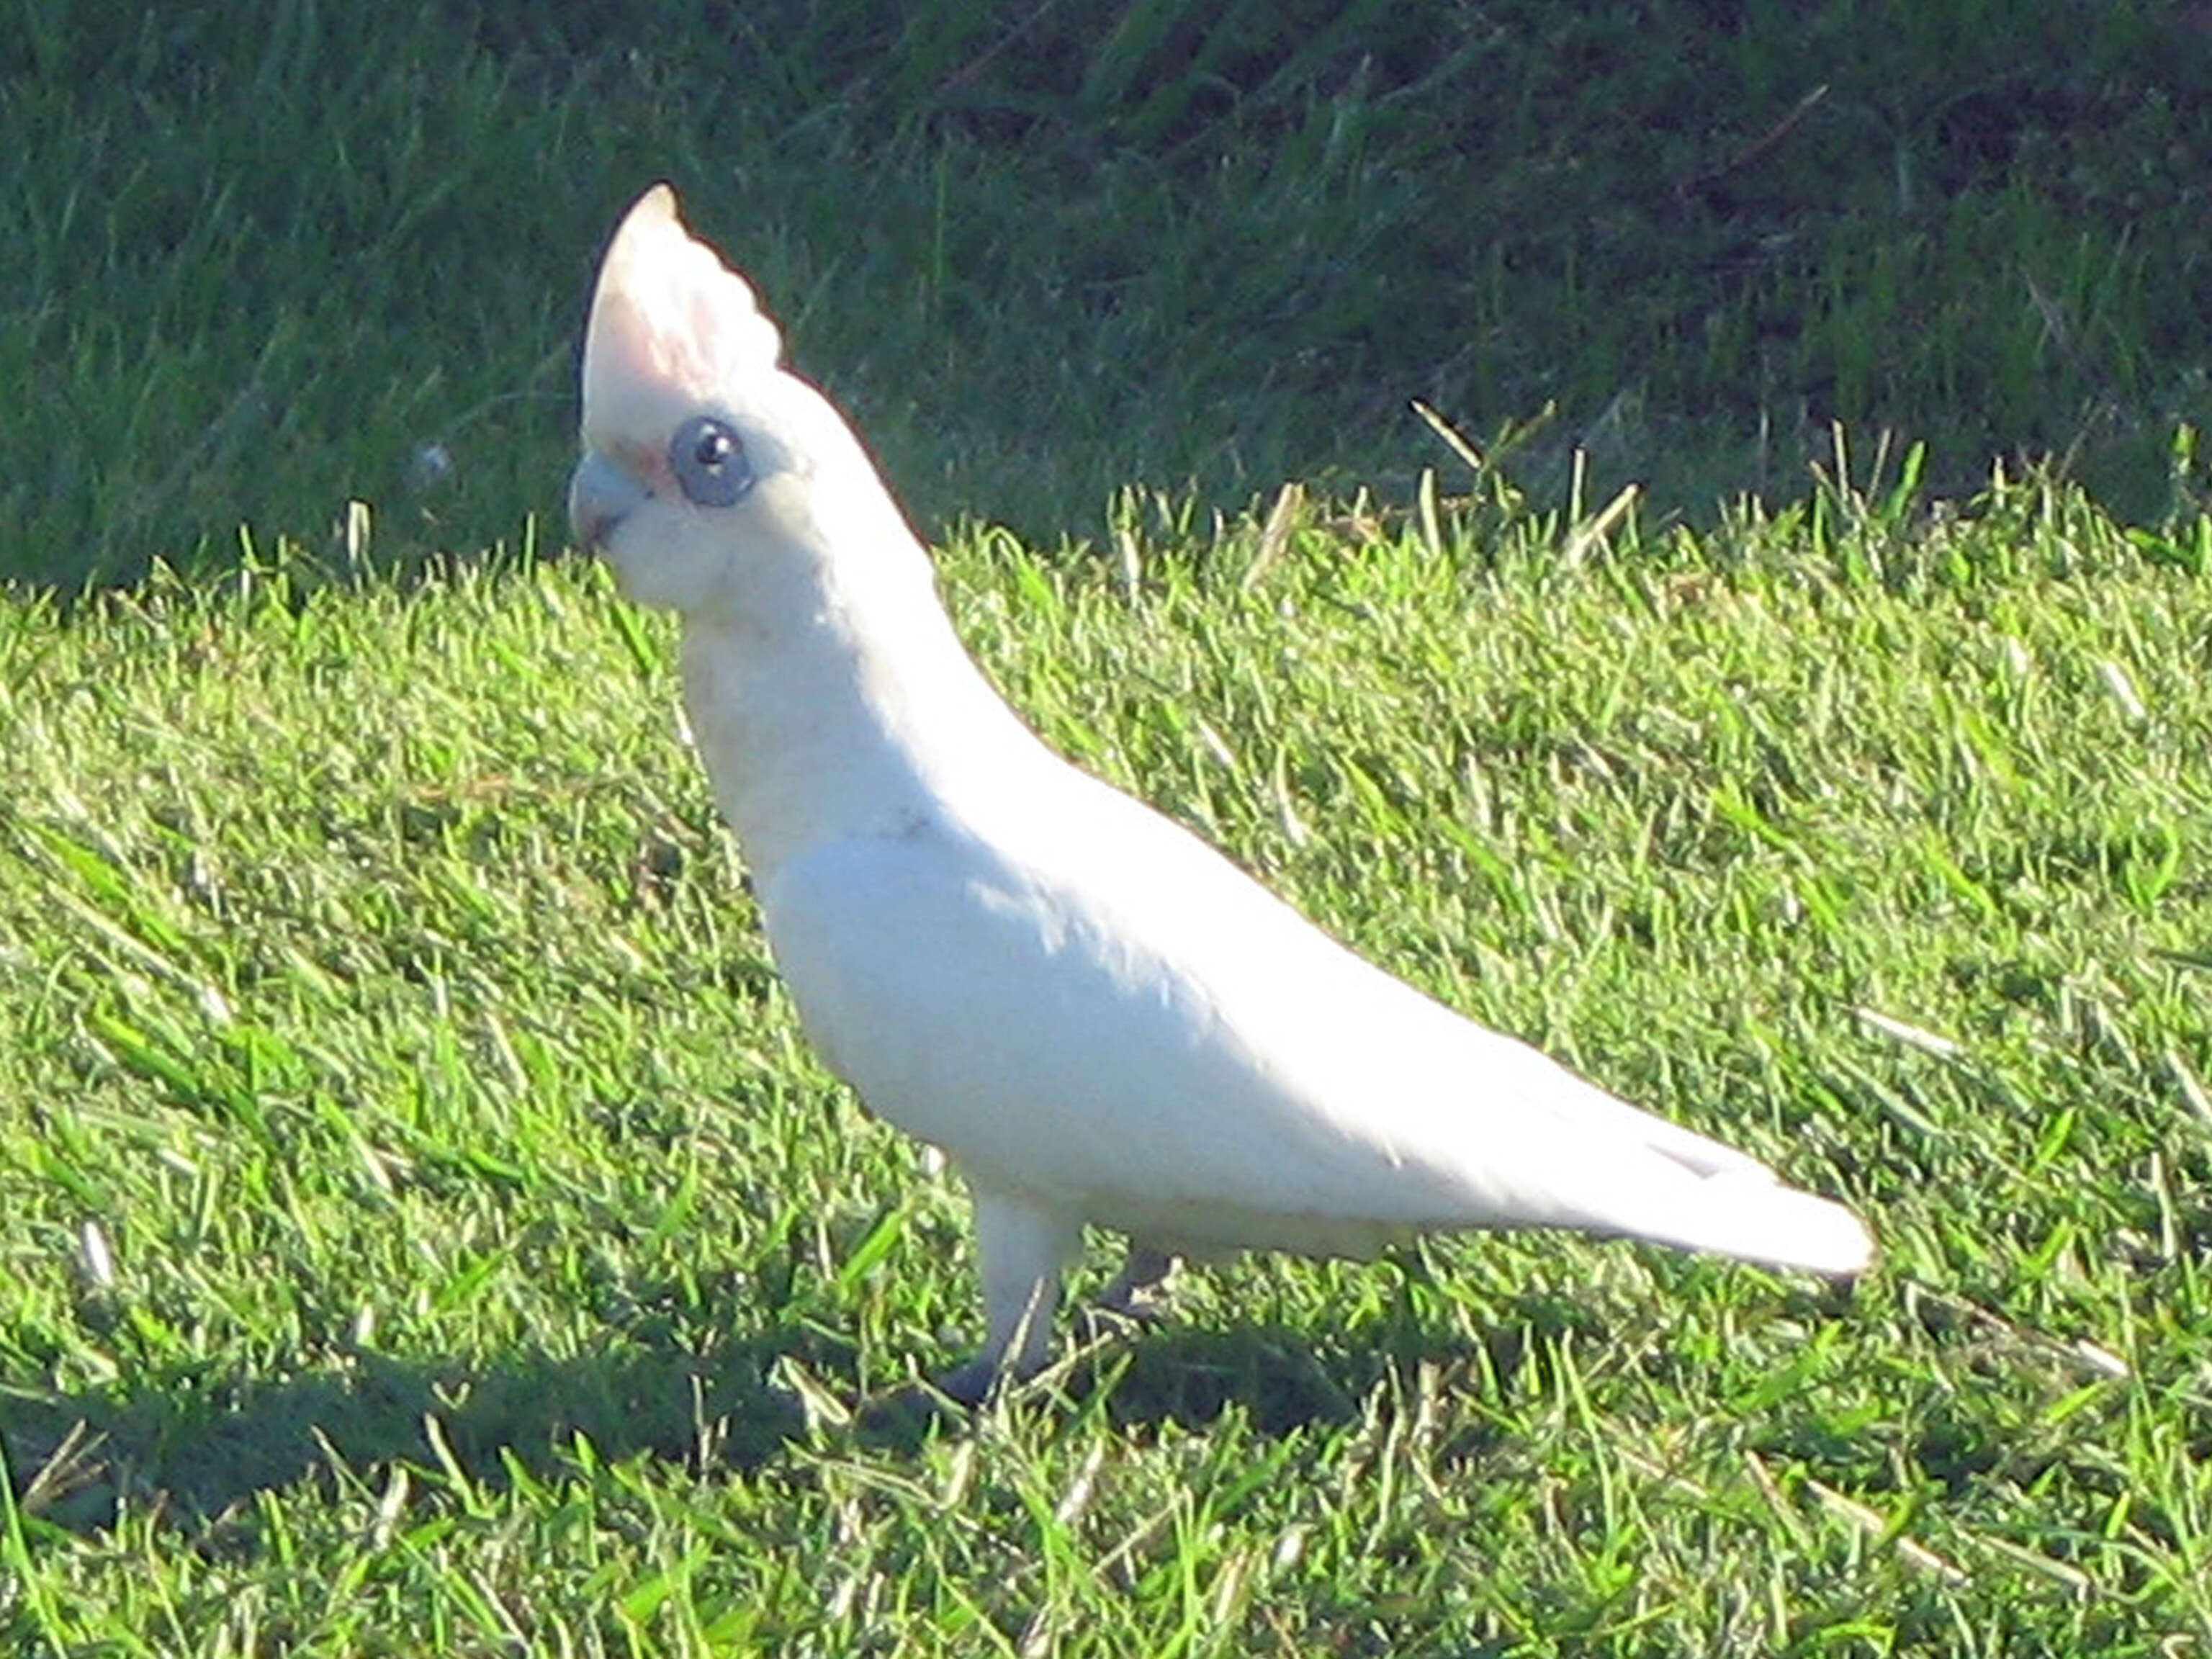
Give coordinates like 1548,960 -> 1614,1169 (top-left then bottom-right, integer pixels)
567,186 -> 1873,1398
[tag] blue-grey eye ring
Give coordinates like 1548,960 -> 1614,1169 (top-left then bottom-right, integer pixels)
670,415 -> 755,507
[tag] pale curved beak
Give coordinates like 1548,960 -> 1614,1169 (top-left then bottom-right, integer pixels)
567,451 -> 649,552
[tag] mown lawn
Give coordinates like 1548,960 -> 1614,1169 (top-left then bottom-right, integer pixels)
3,463 -> 2208,1654
6,1 -> 2212,1650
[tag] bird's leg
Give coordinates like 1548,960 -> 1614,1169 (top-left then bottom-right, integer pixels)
937,1183 -> 1082,1404
1092,1243 -> 1179,1323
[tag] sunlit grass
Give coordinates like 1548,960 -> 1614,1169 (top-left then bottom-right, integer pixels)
3,460 -> 2208,1653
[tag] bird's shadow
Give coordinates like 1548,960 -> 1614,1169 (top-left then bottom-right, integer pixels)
1100,1287 -> 1607,1436
5,1277 -> 1623,1539
1,1319 -> 817,1537
855,1280 -> 1617,1455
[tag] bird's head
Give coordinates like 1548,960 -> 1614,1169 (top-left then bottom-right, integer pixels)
567,185 -> 895,618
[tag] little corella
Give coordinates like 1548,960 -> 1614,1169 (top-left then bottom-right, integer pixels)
567,186 -> 1872,1398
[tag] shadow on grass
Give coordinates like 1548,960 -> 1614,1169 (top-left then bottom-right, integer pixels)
1107,1287 -> 1612,1442
2,1323 -> 813,1534
844,1317 -> 1403,1455
6,1280 -> 1624,1534
855,1280 -> 1610,1460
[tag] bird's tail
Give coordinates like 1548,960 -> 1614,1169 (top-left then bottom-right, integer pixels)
1627,1166 -> 1873,1277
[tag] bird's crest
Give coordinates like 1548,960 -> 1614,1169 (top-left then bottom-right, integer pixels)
581,185 -> 783,449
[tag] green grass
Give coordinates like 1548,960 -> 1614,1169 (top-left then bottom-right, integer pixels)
4,0 -> 2210,586
5,1 -> 2212,1650
4,462 -> 2211,1653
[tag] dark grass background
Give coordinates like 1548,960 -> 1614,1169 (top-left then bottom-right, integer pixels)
4,0 -> 2211,585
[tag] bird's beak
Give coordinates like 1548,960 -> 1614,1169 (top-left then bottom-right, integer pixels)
567,451 -> 649,552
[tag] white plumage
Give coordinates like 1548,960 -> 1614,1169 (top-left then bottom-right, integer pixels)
567,185 -> 1873,1395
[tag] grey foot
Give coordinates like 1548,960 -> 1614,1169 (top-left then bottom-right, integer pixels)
954,1184 -> 1082,1401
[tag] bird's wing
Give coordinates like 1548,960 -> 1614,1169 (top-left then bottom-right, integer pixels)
757,768 -> 1870,1274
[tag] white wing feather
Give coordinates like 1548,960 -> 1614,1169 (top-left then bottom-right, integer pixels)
763,761 -> 1869,1274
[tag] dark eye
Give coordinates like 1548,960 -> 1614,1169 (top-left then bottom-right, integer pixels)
670,415 -> 755,508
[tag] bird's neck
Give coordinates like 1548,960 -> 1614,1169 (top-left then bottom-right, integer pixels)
676,530 -> 1039,887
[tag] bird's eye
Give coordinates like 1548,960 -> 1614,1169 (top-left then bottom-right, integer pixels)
670,415 -> 755,508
